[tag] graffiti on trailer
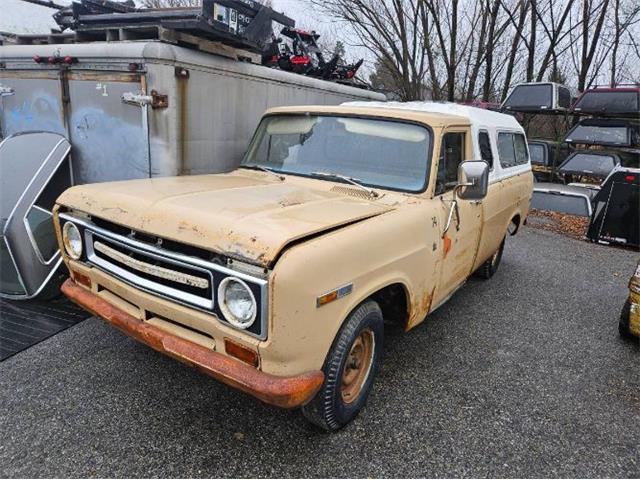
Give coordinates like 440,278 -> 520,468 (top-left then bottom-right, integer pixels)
70,107 -> 149,184
4,91 -> 66,137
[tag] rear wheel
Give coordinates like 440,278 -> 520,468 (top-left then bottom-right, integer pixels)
302,300 -> 383,431
619,299 -> 633,339
476,237 -> 505,280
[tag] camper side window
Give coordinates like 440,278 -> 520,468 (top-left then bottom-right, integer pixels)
498,132 -> 529,168
478,131 -> 493,168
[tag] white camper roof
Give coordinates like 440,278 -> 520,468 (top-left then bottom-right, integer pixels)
344,101 -> 523,131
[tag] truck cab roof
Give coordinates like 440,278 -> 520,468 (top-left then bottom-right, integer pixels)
267,101 -> 524,132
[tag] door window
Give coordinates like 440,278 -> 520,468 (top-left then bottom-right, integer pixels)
436,132 -> 465,195
478,131 -> 493,168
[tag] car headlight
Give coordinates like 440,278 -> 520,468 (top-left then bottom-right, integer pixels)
218,277 -> 257,329
62,221 -> 83,260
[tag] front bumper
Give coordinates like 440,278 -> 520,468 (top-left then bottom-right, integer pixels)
62,279 -> 324,409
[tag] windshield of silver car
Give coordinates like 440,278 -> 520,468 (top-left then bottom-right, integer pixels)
242,115 -> 432,192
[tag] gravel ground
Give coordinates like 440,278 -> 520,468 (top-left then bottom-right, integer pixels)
0,227 -> 638,478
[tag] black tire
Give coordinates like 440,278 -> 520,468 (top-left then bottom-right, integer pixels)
619,299 -> 633,339
302,300 -> 384,431
476,237 -> 505,280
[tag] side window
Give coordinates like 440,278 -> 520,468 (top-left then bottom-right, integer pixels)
498,132 -> 529,168
478,130 -> 493,168
436,132 -> 465,195
498,132 -> 516,168
513,134 -> 529,165
558,87 -> 571,109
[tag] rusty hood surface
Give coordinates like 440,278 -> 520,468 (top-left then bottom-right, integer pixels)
57,171 -> 393,267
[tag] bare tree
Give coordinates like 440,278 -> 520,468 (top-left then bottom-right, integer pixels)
309,0 -> 431,101
609,0 -> 640,85
500,0 -> 530,100
306,0 -> 639,100
570,0 -> 611,91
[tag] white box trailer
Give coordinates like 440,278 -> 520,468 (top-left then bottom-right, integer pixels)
0,40 -> 383,182
0,41 -> 384,299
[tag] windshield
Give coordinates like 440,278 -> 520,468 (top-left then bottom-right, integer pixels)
566,125 -> 630,145
242,115 -> 432,192
505,84 -> 553,109
528,144 -> 547,165
531,191 -> 591,217
574,91 -> 639,115
560,153 -> 617,177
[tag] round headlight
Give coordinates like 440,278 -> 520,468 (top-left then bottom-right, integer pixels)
62,221 -> 83,260
218,277 -> 257,329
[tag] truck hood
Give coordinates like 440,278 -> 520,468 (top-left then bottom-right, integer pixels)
58,172 -> 393,267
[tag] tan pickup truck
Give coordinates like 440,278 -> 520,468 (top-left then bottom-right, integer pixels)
54,102 -> 533,430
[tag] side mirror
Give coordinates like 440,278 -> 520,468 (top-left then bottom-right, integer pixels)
457,160 -> 489,200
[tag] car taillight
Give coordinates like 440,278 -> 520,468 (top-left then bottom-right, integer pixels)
625,175 -> 636,182
291,56 -> 310,65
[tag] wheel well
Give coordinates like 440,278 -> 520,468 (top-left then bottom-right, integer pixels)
370,283 -> 409,329
509,214 -> 521,236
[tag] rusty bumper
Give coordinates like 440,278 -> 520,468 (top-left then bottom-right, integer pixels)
61,279 -> 324,409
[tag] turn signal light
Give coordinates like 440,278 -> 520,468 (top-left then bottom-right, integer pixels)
72,270 -> 92,289
33,55 -> 42,63
224,338 -> 259,367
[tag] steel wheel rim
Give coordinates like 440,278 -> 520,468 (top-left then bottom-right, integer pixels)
341,328 -> 375,404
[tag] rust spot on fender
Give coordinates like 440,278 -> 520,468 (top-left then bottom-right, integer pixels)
443,233 -> 452,258
406,286 -> 436,331
61,279 -> 324,409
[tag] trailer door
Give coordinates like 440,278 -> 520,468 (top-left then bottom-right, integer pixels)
66,72 -> 150,184
0,72 -> 66,138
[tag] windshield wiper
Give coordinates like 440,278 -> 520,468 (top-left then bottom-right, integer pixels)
241,164 -> 285,181
310,171 -> 379,198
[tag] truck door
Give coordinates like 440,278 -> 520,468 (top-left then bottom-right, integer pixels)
434,129 -> 483,300
66,71 -> 150,184
0,72 -> 66,138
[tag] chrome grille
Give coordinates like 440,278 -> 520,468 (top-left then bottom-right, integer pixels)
86,231 -> 215,310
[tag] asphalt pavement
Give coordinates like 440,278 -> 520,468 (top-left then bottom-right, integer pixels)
0,227 -> 638,478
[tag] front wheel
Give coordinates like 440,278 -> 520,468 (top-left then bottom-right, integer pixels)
476,237 -> 505,280
619,299 -> 633,339
302,300 -> 384,431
